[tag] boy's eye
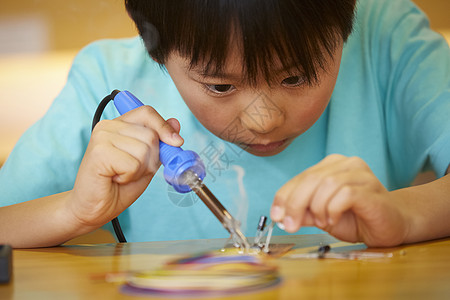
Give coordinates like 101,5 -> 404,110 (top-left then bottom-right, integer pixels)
204,84 -> 235,95
281,75 -> 305,87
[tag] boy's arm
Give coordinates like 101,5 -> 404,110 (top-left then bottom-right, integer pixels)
271,155 -> 450,248
391,170 -> 450,245
0,192 -> 96,248
0,108 -> 183,249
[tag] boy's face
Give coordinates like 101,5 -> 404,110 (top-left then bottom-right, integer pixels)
165,40 -> 343,157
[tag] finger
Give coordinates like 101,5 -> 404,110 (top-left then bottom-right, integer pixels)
304,155 -> 371,226
112,123 -> 162,173
326,185 -> 362,227
118,106 -> 184,146
280,184 -> 314,232
272,154 -> 356,229
309,170 -> 374,228
276,155 -> 351,230
271,165 -> 325,221
274,154 -> 342,192
301,209 -> 316,226
88,140 -> 145,184
270,196 -> 286,222
166,118 -> 181,133
92,122 -> 161,180
96,119 -> 160,160
110,133 -> 159,182
114,120 -> 160,146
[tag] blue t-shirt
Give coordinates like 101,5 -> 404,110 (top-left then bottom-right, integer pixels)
1,0 -> 449,242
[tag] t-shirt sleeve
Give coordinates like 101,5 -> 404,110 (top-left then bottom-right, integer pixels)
0,40 -> 122,206
378,1 -> 450,179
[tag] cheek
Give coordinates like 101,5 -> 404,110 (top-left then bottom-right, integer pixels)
178,87 -> 237,136
292,45 -> 341,128
164,56 -> 239,136
285,80 -> 334,135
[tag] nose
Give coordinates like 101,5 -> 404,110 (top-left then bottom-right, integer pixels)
239,92 -> 285,134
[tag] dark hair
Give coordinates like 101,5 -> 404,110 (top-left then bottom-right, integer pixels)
125,0 -> 356,85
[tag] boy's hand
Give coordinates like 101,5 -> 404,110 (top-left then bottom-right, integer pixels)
271,154 -> 409,247
67,105 -> 183,229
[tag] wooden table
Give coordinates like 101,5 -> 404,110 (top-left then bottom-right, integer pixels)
1,234 -> 449,299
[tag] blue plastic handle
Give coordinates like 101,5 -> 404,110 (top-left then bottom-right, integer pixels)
113,90 -> 206,193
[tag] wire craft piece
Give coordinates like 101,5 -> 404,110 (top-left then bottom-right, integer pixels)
222,216 -> 294,257
252,216 -> 276,253
119,216 -> 295,297
120,252 -> 281,297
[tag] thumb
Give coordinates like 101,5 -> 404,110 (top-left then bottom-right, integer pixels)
162,118 -> 184,147
166,118 -> 181,134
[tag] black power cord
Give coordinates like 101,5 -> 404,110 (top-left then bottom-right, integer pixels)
91,89 -> 127,243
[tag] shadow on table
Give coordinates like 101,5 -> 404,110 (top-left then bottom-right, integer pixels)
18,234 -> 362,257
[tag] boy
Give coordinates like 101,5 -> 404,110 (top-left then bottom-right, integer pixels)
0,0 -> 449,248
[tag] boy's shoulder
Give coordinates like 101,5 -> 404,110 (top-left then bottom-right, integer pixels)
78,36 -> 144,56
348,0 -> 431,56
70,36 -> 153,75
67,36 -> 164,92
356,0 -> 424,27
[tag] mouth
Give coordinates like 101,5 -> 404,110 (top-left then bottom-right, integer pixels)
242,139 -> 289,155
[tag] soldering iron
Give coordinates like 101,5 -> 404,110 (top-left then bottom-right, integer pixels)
92,90 -> 249,249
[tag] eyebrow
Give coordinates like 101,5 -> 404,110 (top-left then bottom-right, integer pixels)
200,72 -> 242,81
189,63 -> 304,82
189,67 -> 243,81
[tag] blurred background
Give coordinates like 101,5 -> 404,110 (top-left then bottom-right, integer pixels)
0,0 -> 135,165
0,0 -> 448,243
